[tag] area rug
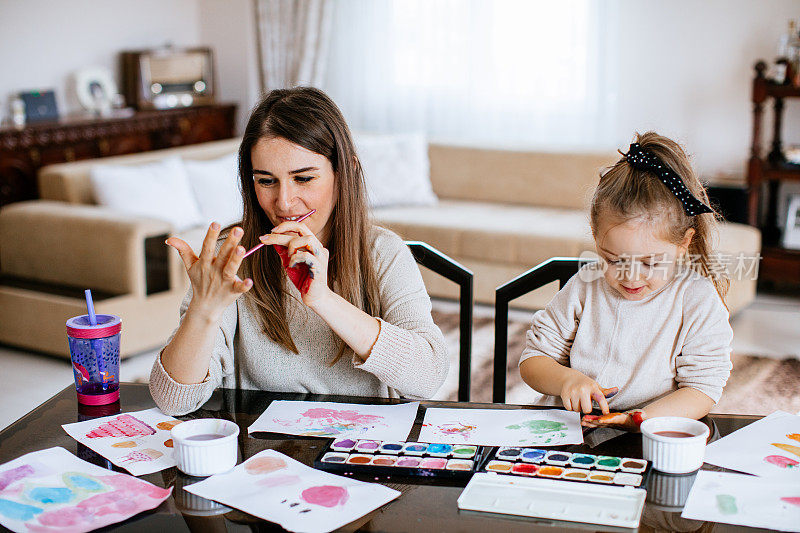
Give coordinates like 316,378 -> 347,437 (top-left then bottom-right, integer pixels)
430,305 -> 800,415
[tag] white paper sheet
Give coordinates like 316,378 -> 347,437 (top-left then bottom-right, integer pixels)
62,407 -> 182,475
248,400 -> 418,441
418,407 -> 583,446
704,410 -> 800,480
681,471 -> 800,531
0,447 -> 171,533
185,449 -> 400,533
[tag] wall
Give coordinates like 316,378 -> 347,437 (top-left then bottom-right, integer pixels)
1,0 -> 798,181
0,0 -> 202,115
614,0 -> 800,183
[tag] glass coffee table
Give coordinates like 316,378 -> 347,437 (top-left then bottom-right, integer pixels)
0,383 -> 766,532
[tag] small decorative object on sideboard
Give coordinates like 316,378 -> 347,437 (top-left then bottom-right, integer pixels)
121,46 -> 215,110
783,195 -> 800,250
74,66 -> 120,117
18,89 -> 59,123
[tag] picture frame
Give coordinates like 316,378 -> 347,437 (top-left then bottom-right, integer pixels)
74,67 -> 117,115
18,89 -> 59,123
783,193 -> 800,250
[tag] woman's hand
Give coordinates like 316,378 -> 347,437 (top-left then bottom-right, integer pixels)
560,370 -> 615,414
259,221 -> 331,306
581,410 -> 645,432
167,222 -> 253,321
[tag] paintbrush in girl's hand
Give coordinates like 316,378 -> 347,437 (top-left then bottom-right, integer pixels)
242,209 -> 316,258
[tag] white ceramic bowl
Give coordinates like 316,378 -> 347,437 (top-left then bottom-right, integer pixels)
171,418 -> 239,476
641,417 -> 709,474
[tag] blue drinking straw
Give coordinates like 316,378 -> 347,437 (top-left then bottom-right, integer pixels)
84,289 -> 105,391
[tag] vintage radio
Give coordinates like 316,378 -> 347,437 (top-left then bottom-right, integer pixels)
121,47 -> 215,110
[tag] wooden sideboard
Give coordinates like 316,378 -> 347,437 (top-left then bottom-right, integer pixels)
0,103 -> 236,208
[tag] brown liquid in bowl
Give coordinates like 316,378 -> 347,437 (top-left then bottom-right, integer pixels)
654,430 -> 695,438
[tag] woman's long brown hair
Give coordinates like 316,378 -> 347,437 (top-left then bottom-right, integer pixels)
590,131 -> 729,302
236,87 -> 381,361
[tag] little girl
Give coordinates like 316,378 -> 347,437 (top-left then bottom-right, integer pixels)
519,132 -> 733,431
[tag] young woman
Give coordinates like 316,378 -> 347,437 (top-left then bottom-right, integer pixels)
150,87 -> 448,415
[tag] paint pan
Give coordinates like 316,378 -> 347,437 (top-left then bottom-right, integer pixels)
321,452 -> 348,463
395,457 -> 421,468
451,445 -> 478,459
315,439 -> 486,479
619,458 -> 647,474
511,463 -> 539,476
419,458 -> 447,469
544,451 -> 571,466
355,439 -> 381,453
402,442 -> 428,456
537,465 -> 564,478
485,460 -> 514,473
330,438 -> 357,452
569,454 -> 598,468
446,459 -> 474,471
595,456 -> 622,471
378,442 -> 404,455
562,468 -> 590,480
370,455 -> 397,466
588,472 -> 614,484
427,443 -> 454,457
496,447 -> 523,460
613,472 -> 642,486
519,448 -> 547,463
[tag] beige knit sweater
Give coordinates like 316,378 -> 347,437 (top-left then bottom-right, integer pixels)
150,226 -> 449,415
519,265 -> 733,410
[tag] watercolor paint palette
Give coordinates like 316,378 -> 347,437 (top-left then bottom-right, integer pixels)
458,473 -> 646,529
480,447 -> 649,488
314,439 -> 488,479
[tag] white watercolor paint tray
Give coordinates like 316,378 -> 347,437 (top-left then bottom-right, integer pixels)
457,472 -> 646,528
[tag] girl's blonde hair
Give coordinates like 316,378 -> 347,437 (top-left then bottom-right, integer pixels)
589,131 -> 729,302
236,87 -> 381,363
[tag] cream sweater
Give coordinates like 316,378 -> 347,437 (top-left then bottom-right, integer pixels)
150,226 -> 449,415
519,265 -> 733,410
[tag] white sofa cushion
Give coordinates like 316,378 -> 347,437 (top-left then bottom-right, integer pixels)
89,156 -> 203,231
184,153 -> 243,226
354,132 -> 437,208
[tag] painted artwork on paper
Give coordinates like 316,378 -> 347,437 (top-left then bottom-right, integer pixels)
61,408 -> 181,476
184,449 -> 399,533
0,447 -> 170,533
248,401 -> 418,441
418,408 -> 582,446
681,471 -> 800,531
704,410 -> 800,480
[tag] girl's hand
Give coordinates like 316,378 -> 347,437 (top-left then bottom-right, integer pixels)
167,223 -> 253,321
560,371 -> 614,414
260,221 -> 331,306
581,410 -> 646,432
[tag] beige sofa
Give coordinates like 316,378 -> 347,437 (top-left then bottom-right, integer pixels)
0,139 -> 760,359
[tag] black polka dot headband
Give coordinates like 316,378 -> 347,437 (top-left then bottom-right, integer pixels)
624,143 -> 712,217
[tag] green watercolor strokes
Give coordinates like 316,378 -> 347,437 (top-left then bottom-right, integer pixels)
716,494 -> 738,515
506,419 -> 567,435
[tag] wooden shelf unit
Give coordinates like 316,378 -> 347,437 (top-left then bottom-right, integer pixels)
0,103 -> 236,208
747,61 -> 800,285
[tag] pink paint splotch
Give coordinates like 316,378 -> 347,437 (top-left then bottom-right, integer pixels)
781,497 -> 800,507
257,474 -> 301,488
273,408 -> 387,436
301,485 -> 349,508
765,455 -> 799,469
0,464 -> 35,491
301,408 -> 382,425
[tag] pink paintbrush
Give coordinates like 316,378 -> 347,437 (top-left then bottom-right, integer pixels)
242,209 -> 316,258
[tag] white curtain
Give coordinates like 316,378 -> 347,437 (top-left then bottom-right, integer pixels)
322,0 -> 619,150
254,0 -> 334,91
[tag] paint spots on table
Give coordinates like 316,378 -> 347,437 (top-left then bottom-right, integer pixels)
764,455 -> 799,468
